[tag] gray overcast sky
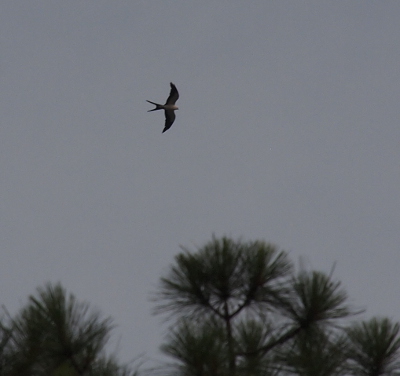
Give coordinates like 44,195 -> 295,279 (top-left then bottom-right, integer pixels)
1,1 -> 399,364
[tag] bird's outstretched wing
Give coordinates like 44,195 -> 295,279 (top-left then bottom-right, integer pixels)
163,110 -> 176,133
165,82 -> 179,105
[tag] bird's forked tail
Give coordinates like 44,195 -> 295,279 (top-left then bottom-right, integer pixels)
146,100 -> 163,112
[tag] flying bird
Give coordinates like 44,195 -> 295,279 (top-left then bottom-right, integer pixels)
147,82 -> 179,133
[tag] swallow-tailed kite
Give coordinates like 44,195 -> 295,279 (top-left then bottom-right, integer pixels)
147,82 -> 179,133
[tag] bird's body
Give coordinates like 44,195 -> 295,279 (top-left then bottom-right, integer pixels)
147,82 -> 179,133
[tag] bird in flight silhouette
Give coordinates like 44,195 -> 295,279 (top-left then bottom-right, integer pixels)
147,82 -> 179,133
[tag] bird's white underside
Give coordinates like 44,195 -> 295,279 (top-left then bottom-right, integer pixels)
161,105 -> 179,110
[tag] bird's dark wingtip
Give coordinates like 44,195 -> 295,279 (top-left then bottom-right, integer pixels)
162,125 -> 171,133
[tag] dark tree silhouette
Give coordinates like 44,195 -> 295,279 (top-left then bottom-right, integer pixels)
153,236 -> 400,376
1,283 -> 135,376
